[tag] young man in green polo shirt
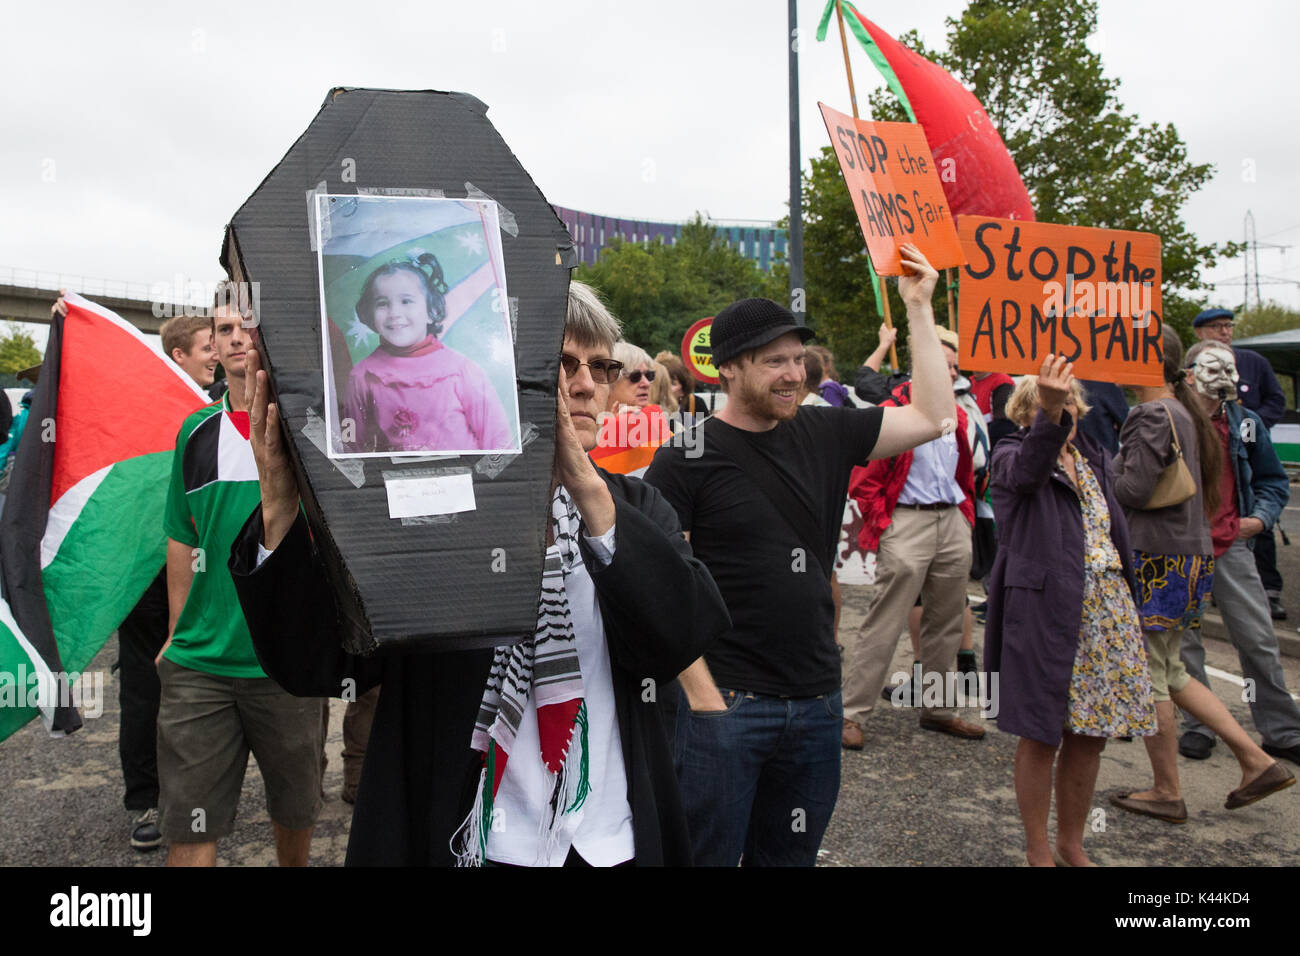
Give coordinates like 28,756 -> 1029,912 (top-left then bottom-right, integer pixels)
156,291 -> 325,867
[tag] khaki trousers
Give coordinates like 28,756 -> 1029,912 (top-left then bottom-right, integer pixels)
842,506 -> 971,725
343,686 -> 381,794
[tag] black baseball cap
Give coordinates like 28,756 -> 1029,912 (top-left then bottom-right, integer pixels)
711,298 -> 815,367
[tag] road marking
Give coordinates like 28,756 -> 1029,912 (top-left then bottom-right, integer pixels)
1207,665 -> 1246,687
1206,664 -> 1300,701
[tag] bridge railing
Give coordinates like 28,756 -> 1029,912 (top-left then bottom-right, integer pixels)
0,265 -> 172,305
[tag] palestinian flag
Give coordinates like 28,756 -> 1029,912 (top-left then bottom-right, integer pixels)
590,405 -> 671,478
0,294 -> 208,742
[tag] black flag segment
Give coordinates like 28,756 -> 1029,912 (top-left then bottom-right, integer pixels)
0,314 -> 81,736
222,88 -> 571,654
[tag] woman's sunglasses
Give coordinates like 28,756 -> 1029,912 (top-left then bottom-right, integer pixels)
560,354 -> 624,384
626,369 -> 656,384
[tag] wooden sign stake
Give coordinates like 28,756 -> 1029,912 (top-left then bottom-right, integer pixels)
835,0 -> 898,369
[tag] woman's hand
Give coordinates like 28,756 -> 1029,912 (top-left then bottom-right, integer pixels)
554,366 -> 615,536
1036,354 -> 1074,425
554,367 -> 597,488
245,349 -> 301,550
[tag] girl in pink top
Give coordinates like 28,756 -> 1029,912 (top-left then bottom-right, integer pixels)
342,254 -> 513,454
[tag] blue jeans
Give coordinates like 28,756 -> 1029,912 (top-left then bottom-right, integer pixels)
673,686 -> 842,866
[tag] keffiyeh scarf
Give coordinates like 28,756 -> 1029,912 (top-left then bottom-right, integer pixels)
451,485 -> 591,866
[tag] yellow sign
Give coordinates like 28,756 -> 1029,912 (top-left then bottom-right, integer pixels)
681,317 -> 718,385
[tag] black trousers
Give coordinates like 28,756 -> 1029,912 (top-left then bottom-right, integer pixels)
118,572 -> 168,811
1254,528 -> 1283,597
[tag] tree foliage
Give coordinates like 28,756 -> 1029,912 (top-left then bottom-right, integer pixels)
803,0 -> 1230,367
576,215 -> 775,355
1234,302 -> 1300,341
0,323 -> 42,375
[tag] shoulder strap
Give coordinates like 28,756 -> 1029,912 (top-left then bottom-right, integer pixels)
1160,400 -> 1183,456
972,413 -> 990,466
705,419 -> 833,578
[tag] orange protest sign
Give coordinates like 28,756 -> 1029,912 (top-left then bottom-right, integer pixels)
956,217 -> 1163,386
818,103 -> 964,276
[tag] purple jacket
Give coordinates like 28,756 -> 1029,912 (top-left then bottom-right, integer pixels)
984,409 -> 1138,747
818,380 -> 852,407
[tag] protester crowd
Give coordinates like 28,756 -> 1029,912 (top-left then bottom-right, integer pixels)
11,249 -> 1297,868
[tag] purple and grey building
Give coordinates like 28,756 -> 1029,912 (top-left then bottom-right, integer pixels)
552,206 -> 788,273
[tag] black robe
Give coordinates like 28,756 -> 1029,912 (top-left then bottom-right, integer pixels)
228,469 -> 730,866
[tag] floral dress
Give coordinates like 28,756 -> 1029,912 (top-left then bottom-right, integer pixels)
1063,445 -> 1157,738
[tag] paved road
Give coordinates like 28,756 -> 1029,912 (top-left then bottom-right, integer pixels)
2,584 -> 1297,867
823,583 -> 1300,868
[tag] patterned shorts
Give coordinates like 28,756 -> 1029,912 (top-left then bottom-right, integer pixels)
1133,552 -> 1214,632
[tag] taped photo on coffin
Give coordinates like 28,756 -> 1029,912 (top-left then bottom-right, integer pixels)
315,194 -> 522,459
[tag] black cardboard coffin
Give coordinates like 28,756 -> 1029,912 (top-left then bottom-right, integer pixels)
222,88 -> 575,655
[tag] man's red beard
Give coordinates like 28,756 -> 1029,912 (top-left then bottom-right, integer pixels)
733,373 -> 800,423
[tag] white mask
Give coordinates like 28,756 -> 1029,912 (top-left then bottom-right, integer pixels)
1190,345 -> 1238,400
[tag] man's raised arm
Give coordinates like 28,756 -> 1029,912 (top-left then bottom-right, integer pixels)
869,244 -> 955,460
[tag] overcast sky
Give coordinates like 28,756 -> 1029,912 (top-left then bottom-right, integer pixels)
2,0 -> 1297,351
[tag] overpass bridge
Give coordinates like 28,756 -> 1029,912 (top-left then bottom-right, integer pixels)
0,266 -> 203,334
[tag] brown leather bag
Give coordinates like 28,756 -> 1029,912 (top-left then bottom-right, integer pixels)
1142,402 -> 1197,510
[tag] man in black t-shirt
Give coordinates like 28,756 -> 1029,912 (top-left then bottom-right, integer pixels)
644,243 -> 955,866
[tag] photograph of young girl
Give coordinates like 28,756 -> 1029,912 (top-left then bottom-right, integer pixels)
316,194 -> 521,458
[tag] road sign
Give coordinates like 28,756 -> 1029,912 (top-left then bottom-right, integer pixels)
681,317 -> 718,385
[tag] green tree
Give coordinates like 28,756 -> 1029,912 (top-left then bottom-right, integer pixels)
802,0 -> 1231,366
577,215 -> 769,355
1235,302 -> 1300,340
0,322 -> 42,374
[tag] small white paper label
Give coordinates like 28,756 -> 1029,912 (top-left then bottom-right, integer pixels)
385,473 -> 477,519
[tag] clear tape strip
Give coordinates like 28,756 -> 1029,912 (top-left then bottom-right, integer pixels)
303,408 -> 366,487
464,182 -> 519,237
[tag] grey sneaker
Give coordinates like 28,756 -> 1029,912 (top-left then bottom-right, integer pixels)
130,808 -> 163,851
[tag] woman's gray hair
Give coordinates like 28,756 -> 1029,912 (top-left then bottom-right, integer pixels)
566,281 -> 622,352
1184,340 -> 1232,368
612,340 -> 653,372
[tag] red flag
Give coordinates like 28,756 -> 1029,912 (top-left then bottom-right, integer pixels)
590,406 -> 670,477
818,3 -> 1035,222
